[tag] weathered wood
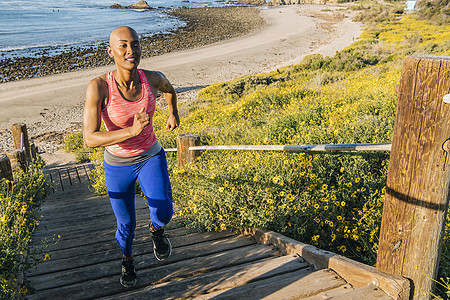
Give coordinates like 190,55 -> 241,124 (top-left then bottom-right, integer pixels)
301,284 -> 354,299
324,284 -> 392,300
190,143 -> 392,152
106,255 -> 314,300
377,55 -> 450,299
176,134 -> 201,169
194,269 -> 347,300
0,154 -> 13,181
11,123 -> 31,161
30,142 -> 37,160
246,228 -> 410,300
28,243 -> 276,298
28,230 -> 237,275
6,149 -> 26,171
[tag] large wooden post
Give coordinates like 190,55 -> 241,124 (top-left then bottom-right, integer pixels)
0,154 -> 13,181
377,55 -> 450,299
176,134 -> 201,169
11,123 -> 31,162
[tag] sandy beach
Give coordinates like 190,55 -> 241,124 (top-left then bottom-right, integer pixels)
0,4 -> 361,164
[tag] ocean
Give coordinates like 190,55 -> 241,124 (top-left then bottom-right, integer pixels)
0,0 -> 230,59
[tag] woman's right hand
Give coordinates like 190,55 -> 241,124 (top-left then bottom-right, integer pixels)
130,107 -> 149,136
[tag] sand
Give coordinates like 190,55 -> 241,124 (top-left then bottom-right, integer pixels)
0,4 -> 362,165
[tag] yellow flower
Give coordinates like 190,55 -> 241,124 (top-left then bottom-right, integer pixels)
339,245 -> 347,253
279,191 -> 286,197
43,254 -> 51,261
314,203 -> 320,209
287,194 -> 294,201
337,215 -> 343,221
267,199 -> 273,204
324,206 -> 328,211
329,221 -> 334,227
288,222 -> 292,227
347,182 -> 352,187
340,167 -> 344,173
220,223 -> 226,230
219,187 -> 224,193
331,234 -> 336,242
224,181 -> 229,186
272,176 -> 281,184
322,184 -> 328,190
341,201 -> 346,207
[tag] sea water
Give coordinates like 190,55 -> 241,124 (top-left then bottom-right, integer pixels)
0,0 -> 230,59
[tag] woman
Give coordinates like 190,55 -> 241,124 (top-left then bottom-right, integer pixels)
83,26 -> 179,288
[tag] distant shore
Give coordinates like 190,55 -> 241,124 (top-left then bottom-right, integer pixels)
0,6 -> 265,83
0,4 -> 362,165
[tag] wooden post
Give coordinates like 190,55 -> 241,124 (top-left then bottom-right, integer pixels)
11,123 -> 31,162
377,55 -> 450,299
0,154 -> 13,181
176,134 -> 201,169
7,150 -> 26,172
30,143 -> 37,160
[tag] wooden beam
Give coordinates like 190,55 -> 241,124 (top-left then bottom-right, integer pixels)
377,55 -> 450,299
245,228 -> 410,300
189,143 -> 392,152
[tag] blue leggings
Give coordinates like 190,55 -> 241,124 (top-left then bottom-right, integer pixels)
104,149 -> 173,257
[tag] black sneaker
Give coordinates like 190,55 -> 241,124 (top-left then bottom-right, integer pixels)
120,258 -> 137,288
149,225 -> 172,261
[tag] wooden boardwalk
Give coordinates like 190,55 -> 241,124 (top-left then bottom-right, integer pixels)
25,163 -> 408,299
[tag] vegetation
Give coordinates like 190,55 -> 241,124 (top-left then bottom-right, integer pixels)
64,0 -> 450,297
0,158 -> 50,299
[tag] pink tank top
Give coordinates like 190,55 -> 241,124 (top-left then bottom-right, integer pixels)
101,69 -> 157,157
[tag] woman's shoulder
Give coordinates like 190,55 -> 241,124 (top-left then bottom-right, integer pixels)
140,69 -> 165,84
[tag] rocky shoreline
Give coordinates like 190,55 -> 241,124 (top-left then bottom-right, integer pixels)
0,6 -> 265,83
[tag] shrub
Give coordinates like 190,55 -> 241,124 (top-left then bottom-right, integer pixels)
0,157 -> 50,298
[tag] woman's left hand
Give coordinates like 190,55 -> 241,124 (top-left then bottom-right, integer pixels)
166,113 -> 180,131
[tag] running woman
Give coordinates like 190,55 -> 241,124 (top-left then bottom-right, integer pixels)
83,26 -> 179,288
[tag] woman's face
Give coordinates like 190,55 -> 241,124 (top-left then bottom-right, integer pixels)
107,27 -> 142,71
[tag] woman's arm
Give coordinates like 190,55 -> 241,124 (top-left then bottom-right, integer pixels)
153,71 -> 180,131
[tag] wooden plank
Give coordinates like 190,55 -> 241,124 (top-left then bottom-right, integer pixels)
101,254 -> 312,300
27,243 -> 278,299
34,206 -> 148,234
27,230 -> 236,274
27,235 -> 259,291
301,284 -> 354,299
324,284 -> 392,300
377,55 -> 450,299
31,226 -> 205,257
179,268 -> 344,300
246,228 -> 410,300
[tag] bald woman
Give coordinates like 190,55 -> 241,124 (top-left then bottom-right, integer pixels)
83,26 -> 179,287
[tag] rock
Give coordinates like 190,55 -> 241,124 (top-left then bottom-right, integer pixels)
127,0 -> 152,9
110,1 -> 153,9
110,3 -> 125,8
238,0 -> 266,5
